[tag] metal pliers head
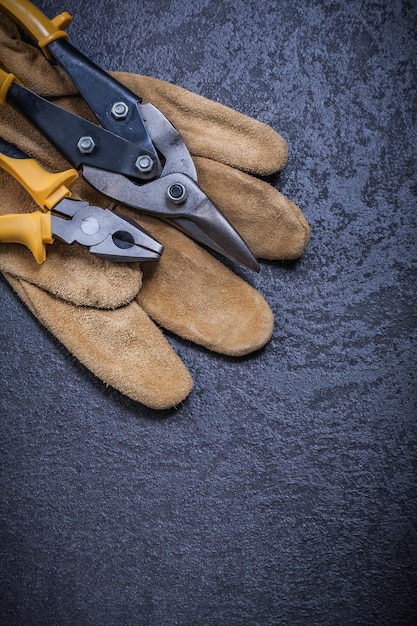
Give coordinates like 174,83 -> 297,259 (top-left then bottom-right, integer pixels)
51,198 -> 163,262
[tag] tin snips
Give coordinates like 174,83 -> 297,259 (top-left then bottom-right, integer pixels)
0,0 -> 259,271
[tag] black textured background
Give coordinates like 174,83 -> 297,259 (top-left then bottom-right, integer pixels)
1,1 -> 416,624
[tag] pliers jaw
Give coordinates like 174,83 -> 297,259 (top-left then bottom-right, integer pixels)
51,198 -> 163,262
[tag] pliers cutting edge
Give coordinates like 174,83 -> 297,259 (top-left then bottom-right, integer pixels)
0,0 -> 259,271
0,137 -> 163,263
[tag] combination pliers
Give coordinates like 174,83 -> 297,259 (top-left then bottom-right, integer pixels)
0,137 -> 163,263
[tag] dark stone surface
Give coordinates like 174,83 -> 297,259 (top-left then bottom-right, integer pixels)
1,1 -> 416,624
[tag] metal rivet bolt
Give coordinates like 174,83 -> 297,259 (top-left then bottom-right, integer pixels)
111,101 -> 129,120
167,183 -> 187,204
80,216 -> 100,236
135,155 -> 154,173
77,136 -> 96,154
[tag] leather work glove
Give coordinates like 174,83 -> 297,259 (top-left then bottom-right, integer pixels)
0,16 -> 309,410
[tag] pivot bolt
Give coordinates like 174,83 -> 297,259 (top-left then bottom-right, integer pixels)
135,155 -> 154,173
111,101 -> 129,120
80,216 -> 100,236
77,136 -> 96,154
167,183 -> 187,204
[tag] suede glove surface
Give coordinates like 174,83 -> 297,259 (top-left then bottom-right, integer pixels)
0,16 -> 309,409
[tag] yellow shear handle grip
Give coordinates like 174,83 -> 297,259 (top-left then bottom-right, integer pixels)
0,211 -> 52,263
0,69 -> 77,207
0,149 -> 78,211
0,152 -> 78,210
0,0 -> 72,59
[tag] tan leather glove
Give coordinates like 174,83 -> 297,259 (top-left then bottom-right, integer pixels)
0,16 -> 309,409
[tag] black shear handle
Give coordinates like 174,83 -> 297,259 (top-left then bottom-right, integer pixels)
48,39 -> 160,164
0,136 -> 28,159
0,0 -> 161,174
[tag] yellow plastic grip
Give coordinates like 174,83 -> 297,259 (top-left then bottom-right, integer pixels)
0,68 -> 15,106
0,211 -> 52,263
0,0 -> 72,59
0,151 -> 78,210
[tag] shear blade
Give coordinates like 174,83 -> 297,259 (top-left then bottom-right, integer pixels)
169,202 -> 260,272
82,166 -> 259,271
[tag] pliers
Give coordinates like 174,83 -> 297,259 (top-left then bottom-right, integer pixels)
0,136 -> 163,263
0,0 -> 259,271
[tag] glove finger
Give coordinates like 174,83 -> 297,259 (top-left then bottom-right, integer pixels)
113,72 -> 288,176
4,273 -> 193,410
194,157 -> 310,260
0,244 -> 143,309
134,216 -> 274,356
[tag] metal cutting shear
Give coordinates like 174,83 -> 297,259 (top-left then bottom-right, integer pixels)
0,0 -> 259,271
0,136 -> 163,263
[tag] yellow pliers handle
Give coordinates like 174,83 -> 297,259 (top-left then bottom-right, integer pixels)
0,211 -> 52,263
0,138 -> 78,262
0,0 -> 72,59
